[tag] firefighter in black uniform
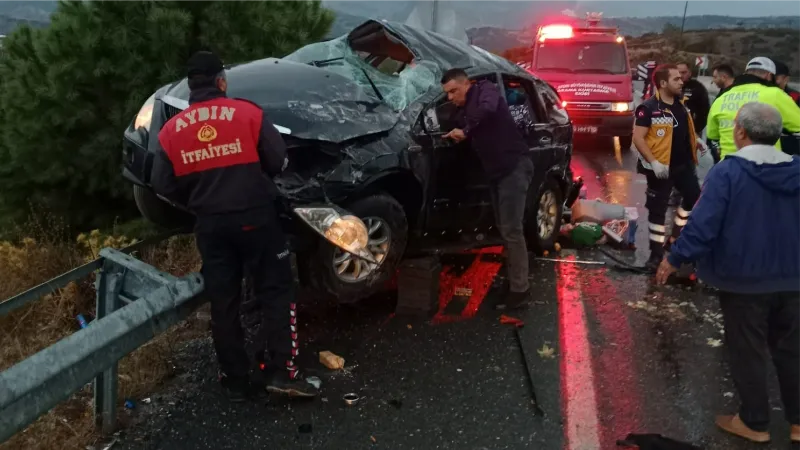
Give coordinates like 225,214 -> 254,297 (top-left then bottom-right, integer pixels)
152,51 -> 318,401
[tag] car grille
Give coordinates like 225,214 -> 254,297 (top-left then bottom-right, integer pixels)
163,103 -> 183,121
565,102 -> 611,111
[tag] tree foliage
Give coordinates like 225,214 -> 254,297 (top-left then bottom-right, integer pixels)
0,0 -> 334,231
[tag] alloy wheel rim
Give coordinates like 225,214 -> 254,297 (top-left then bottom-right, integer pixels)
332,217 -> 390,283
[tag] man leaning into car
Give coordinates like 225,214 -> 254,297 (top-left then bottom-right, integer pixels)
151,51 -> 318,401
441,68 -> 533,310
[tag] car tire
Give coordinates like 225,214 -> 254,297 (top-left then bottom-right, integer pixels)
302,193 -> 408,304
525,177 -> 563,253
132,184 -> 194,230
619,135 -> 633,150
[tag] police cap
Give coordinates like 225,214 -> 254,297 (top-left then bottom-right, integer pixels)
187,51 -> 224,78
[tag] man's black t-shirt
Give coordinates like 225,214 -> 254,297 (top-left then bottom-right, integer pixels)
634,98 -> 692,169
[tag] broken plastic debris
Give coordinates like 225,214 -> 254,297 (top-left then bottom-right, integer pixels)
141,397 -> 151,404
706,338 -> 723,348
319,351 -> 345,370
124,400 -> 135,409
370,436 -> 377,443
306,376 -> 322,389
723,392 -> 734,398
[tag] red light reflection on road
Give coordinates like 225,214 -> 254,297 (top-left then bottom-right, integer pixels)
557,259 -> 601,450
432,246 -> 503,324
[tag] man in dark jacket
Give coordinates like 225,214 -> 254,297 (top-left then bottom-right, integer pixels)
677,62 -> 711,134
656,102 -> 799,444
773,60 -> 800,155
440,68 -> 533,310
152,51 -> 318,400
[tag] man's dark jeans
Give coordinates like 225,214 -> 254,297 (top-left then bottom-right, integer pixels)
194,207 -> 296,380
489,157 -> 534,293
718,290 -> 800,431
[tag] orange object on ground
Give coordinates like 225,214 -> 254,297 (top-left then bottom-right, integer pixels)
500,314 -> 524,327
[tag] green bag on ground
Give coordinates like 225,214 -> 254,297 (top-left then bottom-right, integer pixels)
570,222 -> 604,246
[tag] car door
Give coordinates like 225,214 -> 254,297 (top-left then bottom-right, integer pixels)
416,73 -> 499,236
500,73 -> 556,190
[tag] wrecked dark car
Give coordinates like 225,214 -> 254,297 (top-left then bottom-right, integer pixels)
121,20 -> 575,303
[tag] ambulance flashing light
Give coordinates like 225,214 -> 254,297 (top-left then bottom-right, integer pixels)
539,25 -> 574,42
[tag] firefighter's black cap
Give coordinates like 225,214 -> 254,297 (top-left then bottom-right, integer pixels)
187,51 -> 224,78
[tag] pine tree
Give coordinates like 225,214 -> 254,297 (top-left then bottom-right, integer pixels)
0,0 -> 334,231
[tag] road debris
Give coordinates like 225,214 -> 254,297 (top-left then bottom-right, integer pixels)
124,400 -> 135,409
723,392 -> 734,398
141,397 -> 151,405
536,257 -> 605,265
306,376 -> 322,389
454,287 -> 472,296
319,351 -> 345,370
500,314 -> 524,327
370,435 -> 377,443
537,344 -> 556,359
706,338 -> 723,348
343,393 -> 360,406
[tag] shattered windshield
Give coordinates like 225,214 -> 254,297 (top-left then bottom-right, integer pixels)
283,36 -> 440,112
536,41 -> 628,75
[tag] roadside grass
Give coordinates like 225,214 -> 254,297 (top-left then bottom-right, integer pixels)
0,213 -> 206,450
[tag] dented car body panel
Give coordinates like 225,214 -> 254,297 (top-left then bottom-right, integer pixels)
122,19 -> 573,249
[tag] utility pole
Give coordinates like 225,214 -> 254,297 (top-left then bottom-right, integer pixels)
679,0 -> 688,50
431,0 -> 439,33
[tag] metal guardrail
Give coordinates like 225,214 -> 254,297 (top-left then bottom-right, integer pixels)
0,227 -> 184,317
0,247 -> 205,443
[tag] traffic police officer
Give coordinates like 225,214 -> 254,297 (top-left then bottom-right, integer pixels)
632,64 -> 701,273
707,57 -> 800,160
152,51 -> 318,401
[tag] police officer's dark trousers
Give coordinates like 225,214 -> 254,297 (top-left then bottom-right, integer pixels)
194,205 -> 295,381
639,162 -> 701,258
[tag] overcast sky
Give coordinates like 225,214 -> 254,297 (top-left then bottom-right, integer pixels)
580,1 -> 800,18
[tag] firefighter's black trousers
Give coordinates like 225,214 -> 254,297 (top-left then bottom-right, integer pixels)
638,162 -> 701,257
719,290 -> 800,431
194,206 -> 296,380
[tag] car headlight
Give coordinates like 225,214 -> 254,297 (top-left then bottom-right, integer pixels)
293,207 -> 379,265
134,93 -> 156,131
612,102 -> 634,112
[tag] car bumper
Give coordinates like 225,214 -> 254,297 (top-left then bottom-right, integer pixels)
568,112 -> 634,137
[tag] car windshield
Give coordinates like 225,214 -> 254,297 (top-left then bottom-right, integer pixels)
283,35 -> 440,112
535,41 -> 627,75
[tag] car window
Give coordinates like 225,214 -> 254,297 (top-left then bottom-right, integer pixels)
421,74 -> 499,134
502,76 -> 541,129
534,80 -> 570,124
284,35 -> 440,112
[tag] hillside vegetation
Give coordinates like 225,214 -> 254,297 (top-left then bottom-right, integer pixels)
627,27 -> 800,75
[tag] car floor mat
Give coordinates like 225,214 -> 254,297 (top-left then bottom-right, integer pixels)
616,433 -> 704,450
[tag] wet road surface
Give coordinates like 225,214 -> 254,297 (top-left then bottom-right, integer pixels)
116,144 -> 799,450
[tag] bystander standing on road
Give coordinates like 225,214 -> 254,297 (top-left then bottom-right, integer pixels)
440,68 -> 533,310
773,60 -> 800,155
656,102 -> 799,444
677,62 -> 711,135
707,56 -> 800,160
711,63 -> 735,100
152,51 -> 318,401
632,64 -> 701,273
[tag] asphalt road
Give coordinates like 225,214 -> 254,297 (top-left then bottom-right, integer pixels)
114,144 -> 799,450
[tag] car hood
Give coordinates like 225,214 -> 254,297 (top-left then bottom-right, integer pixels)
538,73 -> 632,102
163,57 -> 399,144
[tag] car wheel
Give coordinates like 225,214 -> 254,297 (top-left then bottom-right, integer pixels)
303,193 -> 408,304
132,184 -> 194,230
525,177 -> 563,252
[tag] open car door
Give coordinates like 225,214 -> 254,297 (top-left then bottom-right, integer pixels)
415,73 -> 501,238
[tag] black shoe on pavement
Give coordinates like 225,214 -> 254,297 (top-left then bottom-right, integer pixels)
644,253 -> 663,274
219,374 -> 264,402
494,289 -> 531,311
267,369 -> 320,398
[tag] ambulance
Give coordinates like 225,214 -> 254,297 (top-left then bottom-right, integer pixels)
530,13 -> 635,150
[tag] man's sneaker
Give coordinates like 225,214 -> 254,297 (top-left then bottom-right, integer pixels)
494,289 -> 531,311
219,374 -> 263,402
267,370 -> 320,398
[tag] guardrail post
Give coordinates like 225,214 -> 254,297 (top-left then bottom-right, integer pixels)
92,265 -> 118,434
